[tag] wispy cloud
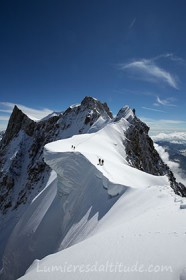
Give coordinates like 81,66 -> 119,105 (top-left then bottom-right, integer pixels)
154,96 -> 176,107
142,106 -> 165,113
0,108 -> 13,113
152,53 -> 186,64
113,88 -> 143,96
158,120 -> 186,124
119,59 -> 178,89
129,18 -> 136,29
113,88 -> 155,97
0,102 -> 53,121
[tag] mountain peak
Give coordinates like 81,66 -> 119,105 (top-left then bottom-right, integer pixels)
115,105 -> 135,122
81,96 -> 98,106
1,105 -> 35,146
81,96 -> 113,119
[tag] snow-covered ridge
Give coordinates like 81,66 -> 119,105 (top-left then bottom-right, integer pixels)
40,111 -> 63,122
19,112 -> 186,280
1,96 -> 186,280
44,118 -> 167,190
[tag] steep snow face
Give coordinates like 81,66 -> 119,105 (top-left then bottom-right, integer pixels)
0,147 -> 125,280
20,185 -> 186,280
45,118 -> 168,189
0,172 -> 57,280
1,97 -> 186,280
18,116 -> 186,280
56,97 -> 112,139
0,117 -> 169,280
0,96 -> 112,274
44,149 -> 127,242
40,112 -> 63,122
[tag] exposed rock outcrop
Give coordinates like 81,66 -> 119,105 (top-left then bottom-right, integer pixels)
0,106 -> 35,147
124,115 -> 186,196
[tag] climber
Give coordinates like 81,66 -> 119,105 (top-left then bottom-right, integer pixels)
101,159 -> 104,166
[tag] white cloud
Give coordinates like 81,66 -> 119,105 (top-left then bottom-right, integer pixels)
0,108 -> 13,113
155,96 -> 176,107
152,132 -> 186,143
0,123 -> 7,131
141,117 -> 186,135
154,143 -> 186,185
0,115 -> 10,121
168,54 -> 186,64
152,53 -> 185,64
119,59 -> 178,89
0,115 -> 11,131
142,106 -> 165,113
0,102 -> 54,131
154,143 -> 177,165
0,102 -> 53,121
158,120 -> 185,124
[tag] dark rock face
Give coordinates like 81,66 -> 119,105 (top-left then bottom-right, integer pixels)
125,116 -> 186,196
0,131 -> 5,142
125,117 -> 165,175
80,96 -> 113,121
102,102 -> 113,119
1,106 -> 35,147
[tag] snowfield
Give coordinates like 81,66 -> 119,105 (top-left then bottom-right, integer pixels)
14,116 -> 186,280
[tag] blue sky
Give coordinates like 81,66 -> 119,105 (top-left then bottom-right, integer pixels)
0,0 -> 186,133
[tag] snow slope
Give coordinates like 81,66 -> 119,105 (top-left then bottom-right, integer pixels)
1,111 -> 186,280
14,116 -> 186,280
0,97 -> 114,279
44,118 -> 167,191
20,186 -> 186,280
